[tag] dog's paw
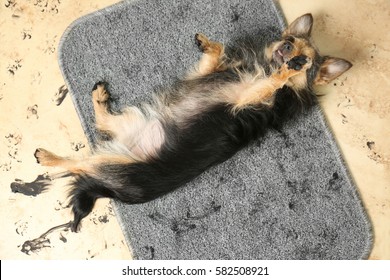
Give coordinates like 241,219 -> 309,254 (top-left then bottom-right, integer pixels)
34,148 -> 57,166
195,33 -> 223,55
34,148 -> 43,164
195,33 -> 209,52
92,81 -> 110,104
287,55 -> 312,71
92,81 -> 107,91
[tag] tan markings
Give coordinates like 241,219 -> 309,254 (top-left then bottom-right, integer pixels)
92,83 -> 113,134
35,148 -> 133,175
285,40 -> 315,91
231,79 -> 279,110
292,39 -> 316,61
35,148 -> 67,168
188,33 -> 227,78
286,72 -> 308,90
92,84 -> 147,142
313,75 -> 328,86
91,83 -> 165,158
265,38 -> 315,92
265,37 -> 316,65
231,58 -> 312,111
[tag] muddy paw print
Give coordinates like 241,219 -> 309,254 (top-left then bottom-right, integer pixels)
7,59 -> 22,76
70,141 -> 85,152
98,215 -> 109,223
21,236 -> 51,255
59,233 -> 67,243
5,133 -> 22,145
22,30 -> 32,40
27,104 -> 39,119
0,162 -> 12,171
31,72 -> 42,85
10,173 -> 51,197
15,220 -> 29,236
3,133 -> 23,168
52,85 -> 68,106
44,38 -> 57,54
20,221 -> 72,255
5,0 -> 16,9
89,211 -> 110,225
8,145 -> 20,161
34,0 -> 61,14
54,200 -> 70,211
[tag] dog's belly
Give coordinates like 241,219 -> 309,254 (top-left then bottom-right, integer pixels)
129,118 -> 165,160
105,105 -> 166,161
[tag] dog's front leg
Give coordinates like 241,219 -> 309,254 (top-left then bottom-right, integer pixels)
187,33 -> 227,78
232,55 -> 312,111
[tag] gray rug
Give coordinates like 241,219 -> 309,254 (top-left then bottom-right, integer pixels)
58,0 -> 372,259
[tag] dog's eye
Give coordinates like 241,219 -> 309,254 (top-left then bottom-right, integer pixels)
282,41 -> 293,52
285,36 -> 295,43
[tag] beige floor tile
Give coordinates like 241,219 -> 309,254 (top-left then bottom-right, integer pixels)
0,0 -> 388,259
0,0 -> 130,260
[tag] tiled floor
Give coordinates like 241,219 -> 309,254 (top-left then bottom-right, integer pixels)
0,0 -> 389,259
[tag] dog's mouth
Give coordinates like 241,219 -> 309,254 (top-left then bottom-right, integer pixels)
272,40 -> 294,66
273,49 -> 285,65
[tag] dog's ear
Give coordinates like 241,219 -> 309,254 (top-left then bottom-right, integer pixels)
314,57 -> 353,85
283,13 -> 313,37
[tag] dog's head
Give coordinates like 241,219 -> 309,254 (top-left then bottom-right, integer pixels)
266,13 -> 352,88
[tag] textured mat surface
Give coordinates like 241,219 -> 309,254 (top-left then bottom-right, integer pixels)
58,0 -> 372,259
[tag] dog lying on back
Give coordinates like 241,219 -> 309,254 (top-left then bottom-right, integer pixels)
35,14 -> 352,232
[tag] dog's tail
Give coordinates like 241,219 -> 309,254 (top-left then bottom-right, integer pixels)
68,174 -> 117,232
68,168 -> 147,232
67,156 -> 199,232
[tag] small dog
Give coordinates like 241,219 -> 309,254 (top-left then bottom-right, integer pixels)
35,14 -> 352,232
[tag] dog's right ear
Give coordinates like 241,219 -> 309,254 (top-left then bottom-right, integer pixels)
283,13 -> 314,38
314,57 -> 353,85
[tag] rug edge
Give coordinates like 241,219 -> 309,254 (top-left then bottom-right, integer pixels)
56,0 -> 373,260
314,105 -> 374,259
56,0 -> 139,259
271,1 -> 373,258
57,0 -> 139,148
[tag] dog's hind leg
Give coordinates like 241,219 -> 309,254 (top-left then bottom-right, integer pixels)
34,148 -> 133,175
34,147 -> 135,232
91,81 -> 112,135
188,33 -> 227,78
33,146 -> 134,231
91,82 -> 150,144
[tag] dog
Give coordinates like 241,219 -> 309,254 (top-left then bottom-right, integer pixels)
34,14 -> 352,232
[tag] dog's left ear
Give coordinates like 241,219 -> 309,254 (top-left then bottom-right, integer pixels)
283,13 -> 313,37
314,57 -> 353,85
